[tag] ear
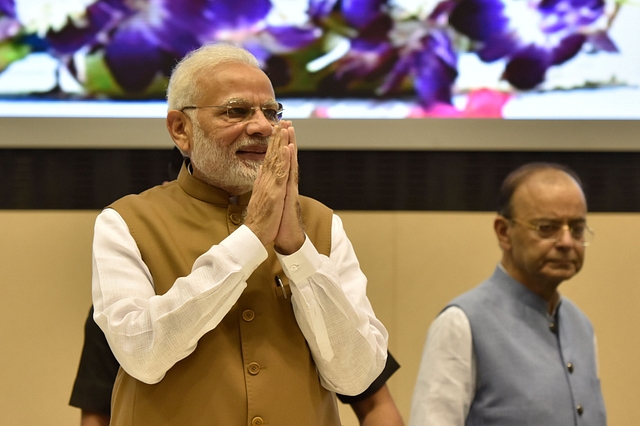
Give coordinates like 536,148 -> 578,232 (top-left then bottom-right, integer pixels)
166,110 -> 192,155
494,215 -> 512,251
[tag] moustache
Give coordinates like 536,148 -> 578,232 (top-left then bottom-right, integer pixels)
235,137 -> 269,150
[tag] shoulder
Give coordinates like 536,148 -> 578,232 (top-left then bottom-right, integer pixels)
444,275 -> 507,326
299,195 -> 333,215
110,181 -> 180,213
448,280 -> 491,310
428,306 -> 472,341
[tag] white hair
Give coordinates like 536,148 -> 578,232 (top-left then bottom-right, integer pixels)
166,43 -> 261,111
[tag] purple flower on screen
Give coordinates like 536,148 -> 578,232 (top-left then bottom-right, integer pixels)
258,0 -> 340,54
0,0 -> 14,18
320,11 -> 395,80
264,0 -> 388,70
342,0 -> 388,29
305,0 -> 459,108
43,0 -> 273,93
380,27 -> 458,107
305,0 -> 385,27
42,0 -> 217,92
204,0 -> 272,30
347,0 -> 458,108
0,0 -> 35,72
0,0 -> 18,42
449,0 -> 616,89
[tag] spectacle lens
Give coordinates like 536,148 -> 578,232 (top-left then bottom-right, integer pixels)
180,103 -> 284,124
509,218 -> 594,246
535,222 -> 588,241
225,104 -> 283,124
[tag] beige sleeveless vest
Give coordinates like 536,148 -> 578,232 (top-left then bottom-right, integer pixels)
108,165 -> 340,426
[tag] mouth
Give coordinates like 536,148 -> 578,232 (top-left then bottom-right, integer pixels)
236,144 -> 267,161
546,259 -> 575,268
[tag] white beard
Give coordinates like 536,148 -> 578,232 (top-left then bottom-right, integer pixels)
189,121 -> 267,195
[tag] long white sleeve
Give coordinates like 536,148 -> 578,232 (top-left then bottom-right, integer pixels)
277,214 -> 388,395
409,306 -> 476,426
92,208 -> 267,384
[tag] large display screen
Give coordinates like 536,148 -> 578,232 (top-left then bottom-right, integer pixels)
0,0 -> 638,149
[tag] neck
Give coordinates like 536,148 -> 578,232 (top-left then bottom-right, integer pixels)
500,260 -> 561,315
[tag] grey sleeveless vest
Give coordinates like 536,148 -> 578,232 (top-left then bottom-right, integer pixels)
449,266 -> 606,426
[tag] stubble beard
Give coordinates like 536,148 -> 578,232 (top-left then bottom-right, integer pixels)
189,121 -> 266,195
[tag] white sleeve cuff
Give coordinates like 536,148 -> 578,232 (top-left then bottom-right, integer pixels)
207,224 -> 268,275
275,235 -> 321,283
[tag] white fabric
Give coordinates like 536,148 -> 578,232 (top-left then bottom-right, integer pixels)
92,208 -> 387,396
409,306 -> 476,426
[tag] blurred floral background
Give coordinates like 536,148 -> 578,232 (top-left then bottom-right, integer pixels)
0,0 -> 637,118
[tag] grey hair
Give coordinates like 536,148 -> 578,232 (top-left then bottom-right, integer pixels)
166,43 -> 261,111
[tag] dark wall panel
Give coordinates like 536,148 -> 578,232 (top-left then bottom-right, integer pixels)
1,149 -> 639,211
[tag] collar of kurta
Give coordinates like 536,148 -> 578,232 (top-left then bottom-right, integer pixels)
493,265 -> 562,318
177,159 -> 252,206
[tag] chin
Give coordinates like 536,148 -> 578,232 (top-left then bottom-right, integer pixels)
239,156 -> 263,167
544,268 -> 578,283
239,161 -> 260,174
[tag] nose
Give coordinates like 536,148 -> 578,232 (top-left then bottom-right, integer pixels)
555,225 -> 575,247
245,108 -> 274,137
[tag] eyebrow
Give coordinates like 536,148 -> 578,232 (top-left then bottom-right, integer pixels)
533,218 -> 587,223
223,98 -> 278,107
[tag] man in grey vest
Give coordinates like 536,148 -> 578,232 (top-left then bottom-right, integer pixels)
409,163 -> 606,426
91,43 -> 390,425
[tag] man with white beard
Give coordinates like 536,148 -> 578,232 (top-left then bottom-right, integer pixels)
90,43 -> 389,426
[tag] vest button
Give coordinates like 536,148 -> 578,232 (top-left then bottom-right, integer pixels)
576,405 -> 584,415
567,362 -> 574,373
242,309 -> 255,322
248,362 -> 261,375
229,213 -> 242,225
549,322 -> 558,333
251,417 -> 264,426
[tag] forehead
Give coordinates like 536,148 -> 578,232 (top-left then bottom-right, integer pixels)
198,61 -> 276,105
512,170 -> 587,219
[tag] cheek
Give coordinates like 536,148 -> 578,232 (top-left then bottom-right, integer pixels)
207,125 -> 244,147
514,243 -> 549,270
525,248 -> 547,268
511,234 -> 542,260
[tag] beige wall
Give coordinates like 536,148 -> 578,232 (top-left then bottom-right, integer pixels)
1,210 -> 637,425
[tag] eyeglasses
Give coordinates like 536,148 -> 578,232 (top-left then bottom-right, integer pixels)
180,103 -> 284,124
508,217 -> 594,246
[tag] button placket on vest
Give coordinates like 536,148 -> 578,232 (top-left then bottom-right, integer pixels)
229,213 -> 242,225
227,205 -> 246,231
242,309 -> 255,322
248,362 -> 261,375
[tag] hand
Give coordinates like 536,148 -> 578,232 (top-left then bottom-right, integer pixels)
244,124 -> 290,246
274,122 -> 305,255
